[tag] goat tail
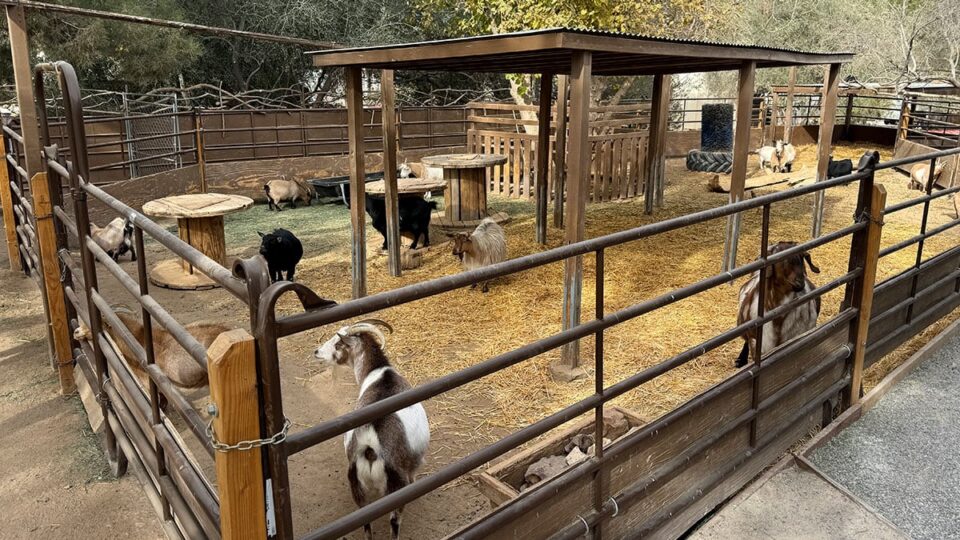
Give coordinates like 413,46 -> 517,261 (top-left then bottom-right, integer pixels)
263,183 -> 271,194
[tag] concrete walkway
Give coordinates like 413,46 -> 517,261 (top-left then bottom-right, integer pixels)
808,330 -> 960,540
691,464 -> 905,540
692,329 -> 960,539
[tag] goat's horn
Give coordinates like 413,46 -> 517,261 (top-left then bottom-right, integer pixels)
354,319 -> 393,334
342,322 -> 388,348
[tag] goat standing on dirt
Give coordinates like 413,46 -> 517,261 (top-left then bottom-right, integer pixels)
735,242 -> 821,368
775,140 -> 797,173
90,217 -> 136,261
450,218 -> 507,293
908,160 -> 944,191
758,145 -> 780,173
314,320 -> 429,540
264,179 -> 313,211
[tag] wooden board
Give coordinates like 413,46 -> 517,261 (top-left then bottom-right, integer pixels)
477,407 -> 647,507
708,167 -> 811,193
142,193 -> 253,219
364,177 -> 447,195
422,153 -> 508,168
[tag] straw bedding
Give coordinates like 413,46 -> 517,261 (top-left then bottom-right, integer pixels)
270,143 -> 959,432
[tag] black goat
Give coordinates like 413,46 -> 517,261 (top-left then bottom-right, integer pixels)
365,196 -> 437,250
258,228 -> 303,282
826,157 -> 854,179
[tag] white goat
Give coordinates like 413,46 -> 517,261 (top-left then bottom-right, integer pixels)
313,320 -> 428,540
450,218 -> 507,293
776,140 -> 797,172
399,161 -> 414,179
758,145 -> 780,173
90,217 -> 135,261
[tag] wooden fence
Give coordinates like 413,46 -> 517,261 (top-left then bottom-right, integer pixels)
467,101 -> 650,202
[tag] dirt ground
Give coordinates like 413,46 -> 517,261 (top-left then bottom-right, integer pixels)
0,252 -> 162,539
18,142 -> 960,538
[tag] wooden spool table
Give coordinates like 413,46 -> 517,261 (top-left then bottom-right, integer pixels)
142,193 -> 253,290
421,153 -> 510,229
364,177 -> 448,198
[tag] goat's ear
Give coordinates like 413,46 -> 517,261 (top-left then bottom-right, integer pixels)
257,231 -> 265,238
803,253 -> 821,274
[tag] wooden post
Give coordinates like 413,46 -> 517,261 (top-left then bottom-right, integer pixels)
381,70 -> 402,277
644,74 -> 670,214
897,96 -> 911,142
193,109 -> 207,192
758,99 -> 767,147
843,92 -> 855,141
555,52 -> 591,381
30,172 -> 75,394
535,74 -> 553,245
811,63 -> 842,239
722,61 -> 756,272
0,152 -> 21,270
767,90 -> 779,143
345,66 -> 367,298
207,329 -> 267,540
5,5 -> 42,176
846,184 -> 886,406
552,75 -> 569,228
784,67 -> 797,144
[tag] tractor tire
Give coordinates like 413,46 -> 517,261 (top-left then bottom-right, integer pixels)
686,149 -> 733,173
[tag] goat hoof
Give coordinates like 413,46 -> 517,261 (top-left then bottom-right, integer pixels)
733,359 -> 747,369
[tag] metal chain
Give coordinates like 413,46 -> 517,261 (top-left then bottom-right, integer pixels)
206,417 -> 291,453
855,209 -> 884,226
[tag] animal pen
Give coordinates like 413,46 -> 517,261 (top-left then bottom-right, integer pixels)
5,13 -> 960,540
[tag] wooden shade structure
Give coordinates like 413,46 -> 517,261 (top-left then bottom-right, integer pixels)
309,28 -> 852,374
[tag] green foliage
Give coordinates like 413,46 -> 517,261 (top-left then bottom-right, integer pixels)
28,0 -> 201,91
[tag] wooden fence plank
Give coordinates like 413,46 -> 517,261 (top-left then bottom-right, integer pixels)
208,329 -> 267,540
30,173 -> 75,394
0,156 -> 20,270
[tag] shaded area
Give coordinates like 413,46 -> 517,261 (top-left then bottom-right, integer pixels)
809,331 -> 960,540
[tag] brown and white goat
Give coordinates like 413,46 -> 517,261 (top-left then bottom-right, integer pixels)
75,307 -> 232,391
264,179 -> 313,211
908,160 -> 945,191
90,217 -> 136,261
450,217 -> 507,292
313,320 -> 429,540
735,242 -> 821,368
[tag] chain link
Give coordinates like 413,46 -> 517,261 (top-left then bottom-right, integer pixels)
206,417 -> 291,453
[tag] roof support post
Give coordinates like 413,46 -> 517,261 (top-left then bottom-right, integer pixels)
644,74 -> 670,215
811,63 -> 842,239
722,61 -> 757,272
381,69 -> 402,277
535,73 -> 553,245
784,67 -> 797,144
6,4 -> 42,176
346,66 -> 367,298
554,51 -> 591,382
552,75 -> 569,229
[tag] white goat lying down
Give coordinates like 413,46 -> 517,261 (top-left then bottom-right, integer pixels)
314,320 -> 429,540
